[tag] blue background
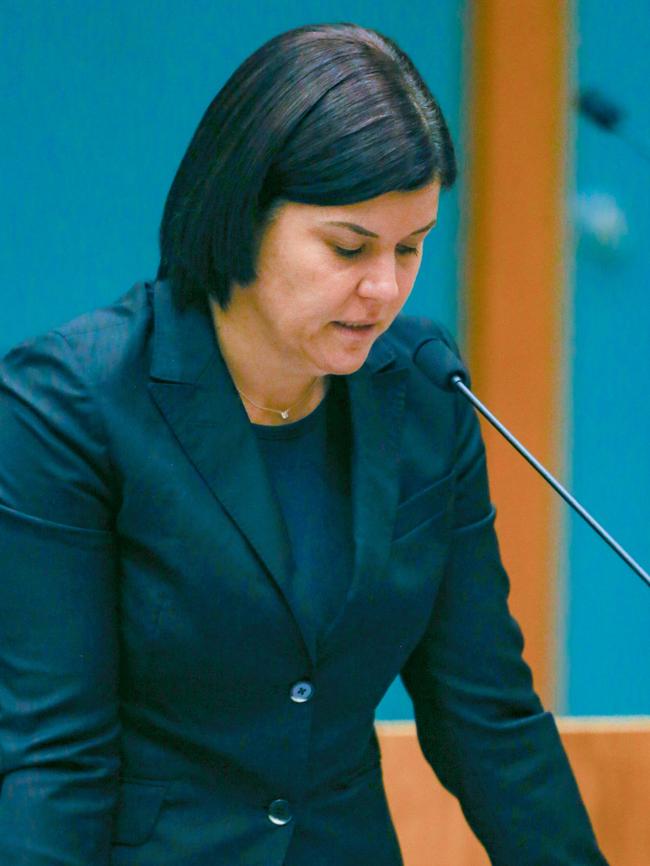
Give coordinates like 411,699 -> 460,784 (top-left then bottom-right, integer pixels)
565,0 -> 650,714
1,0 -> 464,354
4,2 -> 648,719
1,0 -> 465,721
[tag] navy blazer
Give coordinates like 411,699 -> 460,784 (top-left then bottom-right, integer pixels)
0,280 -> 607,865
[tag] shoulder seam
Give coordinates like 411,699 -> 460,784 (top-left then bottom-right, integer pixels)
56,332 -> 119,514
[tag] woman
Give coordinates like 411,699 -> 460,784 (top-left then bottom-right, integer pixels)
0,23 -> 607,865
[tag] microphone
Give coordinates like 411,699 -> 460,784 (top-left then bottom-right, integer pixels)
576,87 -> 650,166
413,337 -> 650,590
576,88 -> 624,132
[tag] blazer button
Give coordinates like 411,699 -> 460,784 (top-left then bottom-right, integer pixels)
290,681 -> 314,703
268,799 -> 292,826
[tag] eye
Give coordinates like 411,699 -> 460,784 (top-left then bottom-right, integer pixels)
331,243 -> 420,260
333,245 -> 364,259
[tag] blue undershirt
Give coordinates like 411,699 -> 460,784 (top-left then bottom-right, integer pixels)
253,377 -> 354,645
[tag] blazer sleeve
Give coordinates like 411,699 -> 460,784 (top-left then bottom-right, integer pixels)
0,331 -> 120,865
400,337 -> 609,865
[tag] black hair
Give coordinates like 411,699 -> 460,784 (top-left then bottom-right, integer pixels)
156,22 -> 457,309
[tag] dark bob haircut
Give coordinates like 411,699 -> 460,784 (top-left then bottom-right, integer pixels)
157,22 -> 456,309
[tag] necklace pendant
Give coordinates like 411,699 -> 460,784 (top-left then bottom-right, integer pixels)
280,409 -> 290,420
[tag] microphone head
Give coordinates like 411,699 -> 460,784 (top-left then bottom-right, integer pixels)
413,337 -> 469,391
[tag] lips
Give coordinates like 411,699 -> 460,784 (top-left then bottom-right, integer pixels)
333,321 -> 376,330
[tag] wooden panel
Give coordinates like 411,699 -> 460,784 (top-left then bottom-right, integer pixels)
462,0 -> 570,706
378,722 -> 488,866
559,718 -> 650,866
377,719 -> 650,866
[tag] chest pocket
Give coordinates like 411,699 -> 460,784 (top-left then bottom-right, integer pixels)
392,470 -> 453,542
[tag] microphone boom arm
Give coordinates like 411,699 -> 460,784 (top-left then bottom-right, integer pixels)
451,375 -> 650,590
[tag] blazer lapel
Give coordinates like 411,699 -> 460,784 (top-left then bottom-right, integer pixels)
321,338 -> 409,648
146,282 -> 316,661
146,281 -> 409,661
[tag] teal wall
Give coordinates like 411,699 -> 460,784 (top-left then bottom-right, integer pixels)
8,2 -> 646,721
1,1 -> 464,356
2,2 -> 466,720
566,1 -> 650,713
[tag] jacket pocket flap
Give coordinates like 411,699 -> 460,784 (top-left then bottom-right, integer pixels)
393,471 -> 453,540
113,779 -> 168,846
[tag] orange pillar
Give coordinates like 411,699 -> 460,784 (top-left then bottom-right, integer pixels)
462,1 -> 570,705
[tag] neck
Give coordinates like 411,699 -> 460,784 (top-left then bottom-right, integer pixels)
209,298 -> 327,424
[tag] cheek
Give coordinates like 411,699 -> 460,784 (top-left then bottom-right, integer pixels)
397,266 -> 419,301
275,248 -> 342,298
304,250 -> 353,290
293,255 -> 357,311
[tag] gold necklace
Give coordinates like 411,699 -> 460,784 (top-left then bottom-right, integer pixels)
236,377 -> 322,421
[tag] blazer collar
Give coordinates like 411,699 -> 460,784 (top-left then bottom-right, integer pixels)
148,280 -> 220,384
147,280 -> 407,662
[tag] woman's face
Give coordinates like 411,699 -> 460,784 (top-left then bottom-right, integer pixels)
226,180 -> 441,378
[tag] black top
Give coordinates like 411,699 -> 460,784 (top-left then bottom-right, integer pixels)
253,377 -> 354,645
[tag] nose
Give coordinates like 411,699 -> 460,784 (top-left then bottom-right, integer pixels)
356,255 -> 400,303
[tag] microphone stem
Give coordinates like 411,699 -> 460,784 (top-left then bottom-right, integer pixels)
451,375 -> 650,590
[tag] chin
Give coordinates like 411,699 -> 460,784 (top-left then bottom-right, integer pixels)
317,351 -> 372,377
308,329 -> 379,376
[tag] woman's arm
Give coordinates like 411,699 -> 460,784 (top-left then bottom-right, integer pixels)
400,341 -> 609,865
0,331 -> 120,865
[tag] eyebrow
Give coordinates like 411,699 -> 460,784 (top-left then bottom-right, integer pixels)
321,218 -> 437,238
